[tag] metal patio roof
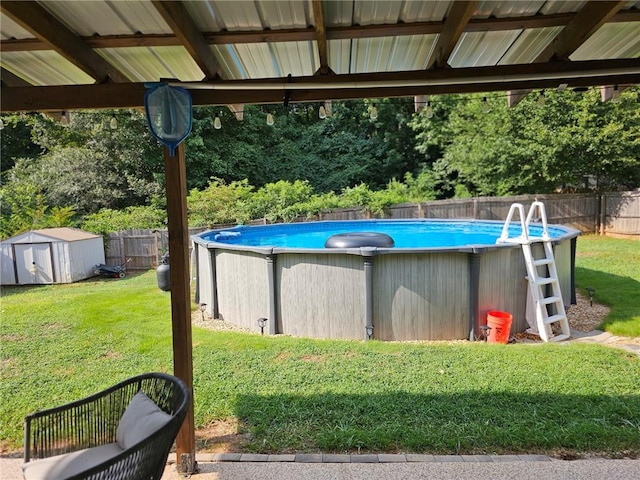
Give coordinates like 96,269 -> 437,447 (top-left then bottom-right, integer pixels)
1,0 -> 640,113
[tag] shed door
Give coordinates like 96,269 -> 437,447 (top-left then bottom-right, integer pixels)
15,243 -> 54,284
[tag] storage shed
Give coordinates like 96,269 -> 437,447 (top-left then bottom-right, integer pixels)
1,228 -> 105,285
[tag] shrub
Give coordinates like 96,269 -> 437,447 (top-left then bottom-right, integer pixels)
82,206 -> 166,238
187,178 -> 253,226
246,180 -> 315,223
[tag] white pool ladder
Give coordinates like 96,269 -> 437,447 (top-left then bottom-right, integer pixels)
497,202 -> 571,342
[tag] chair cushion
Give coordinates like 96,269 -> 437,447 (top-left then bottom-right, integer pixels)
22,443 -> 123,480
116,391 -> 173,450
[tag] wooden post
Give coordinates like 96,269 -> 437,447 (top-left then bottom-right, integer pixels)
164,143 -> 196,474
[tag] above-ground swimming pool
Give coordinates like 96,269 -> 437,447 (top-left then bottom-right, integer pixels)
192,219 -> 580,341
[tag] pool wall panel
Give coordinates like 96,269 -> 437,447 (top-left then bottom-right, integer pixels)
215,250 -> 270,332
554,240 -> 572,307
195,243 -> 214,312
374,253 -> 470,341
478,247 -> 529,335
277,253 -> 364,340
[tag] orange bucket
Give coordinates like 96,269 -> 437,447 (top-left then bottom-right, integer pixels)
486,311 -> 513,344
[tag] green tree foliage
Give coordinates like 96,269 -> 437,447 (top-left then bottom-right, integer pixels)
0,180 -> 75,239
410,89 -> 640,197
17,111 -> 164,214
0,114 -> 41,175
12,148 -> 133,214
184,100 -> 425,193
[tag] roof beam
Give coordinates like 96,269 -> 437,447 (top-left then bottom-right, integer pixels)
0,1 -> 128,83
312,0 -> 330,75
3,9 -> 639,52
1,67 -> 31,87
426,1 -> 478,69
151,0 -> 221,80
227,104 -> 245,121
4,58 -> 638,112
537,1 -> 626,62
508,0 -> 626,106
600,84 -> 632,102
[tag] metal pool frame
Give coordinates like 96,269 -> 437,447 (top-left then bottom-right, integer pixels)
191,220 -> 579,341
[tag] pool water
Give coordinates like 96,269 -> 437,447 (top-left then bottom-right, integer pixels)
201,220 -> 567,249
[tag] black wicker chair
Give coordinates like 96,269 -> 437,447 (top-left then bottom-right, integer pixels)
23,372 -> 190,480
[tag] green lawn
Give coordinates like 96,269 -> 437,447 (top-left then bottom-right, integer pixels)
1,237 -> 639,457
574,235 -> 640,336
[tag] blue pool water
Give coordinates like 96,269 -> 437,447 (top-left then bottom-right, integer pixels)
200,220 -> 570,249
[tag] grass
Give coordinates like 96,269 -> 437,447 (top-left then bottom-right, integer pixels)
1,236 -> 639,458
574,235 -> 640,337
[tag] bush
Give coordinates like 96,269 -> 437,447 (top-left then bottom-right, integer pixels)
246,180 -> 315,223
187,179 -> 253,227
82,206 -> 166,239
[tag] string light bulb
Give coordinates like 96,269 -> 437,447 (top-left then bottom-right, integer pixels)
425,101 -> 434,119
214,112 -> 222,130
537,90 -> 546,106
266,112 -> 274,126
109,116 -> 118,130
370,103 -> 378,120
319,105 -> 327,119
482,97 -> 491,113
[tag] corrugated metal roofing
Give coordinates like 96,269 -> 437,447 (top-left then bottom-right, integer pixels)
571,22 -> 640,61
475,1 -> 546,19
538,1 -> 587,15
498,27 -> 563,65
1,0 -> 638,105
186,0 -> 313,32
351,0 -> 448,24
41,0 -> 171,36
1,51 -> 94,85
344,35 -> 437,74
97,46 -> 204,82
0,14 -> 31,39
450,31 -> 522,68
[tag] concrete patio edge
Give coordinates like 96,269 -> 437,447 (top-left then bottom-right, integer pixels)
166,453 -> 554,464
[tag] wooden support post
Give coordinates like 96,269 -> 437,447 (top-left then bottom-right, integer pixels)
164,143 -> 197,475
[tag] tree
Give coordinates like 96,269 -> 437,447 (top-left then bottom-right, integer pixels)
410,88 -> 640,196
0,113 -> 42,176
6,111 -> 165,215
0,179 -> 75,239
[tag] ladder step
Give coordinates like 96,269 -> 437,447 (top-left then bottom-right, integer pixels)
544,314 -> 567,325
533,258 -> 553,267
535,277 -> 557,286
548,333 -> 571,342
540,296 -> 562,306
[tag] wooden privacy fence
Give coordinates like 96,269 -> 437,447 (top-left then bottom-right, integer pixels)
106,228 -> 206,270
107,191 -> 639,269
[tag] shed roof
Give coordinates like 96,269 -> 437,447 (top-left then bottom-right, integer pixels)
2,228 -> 102,244
1,0 -> 639,112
